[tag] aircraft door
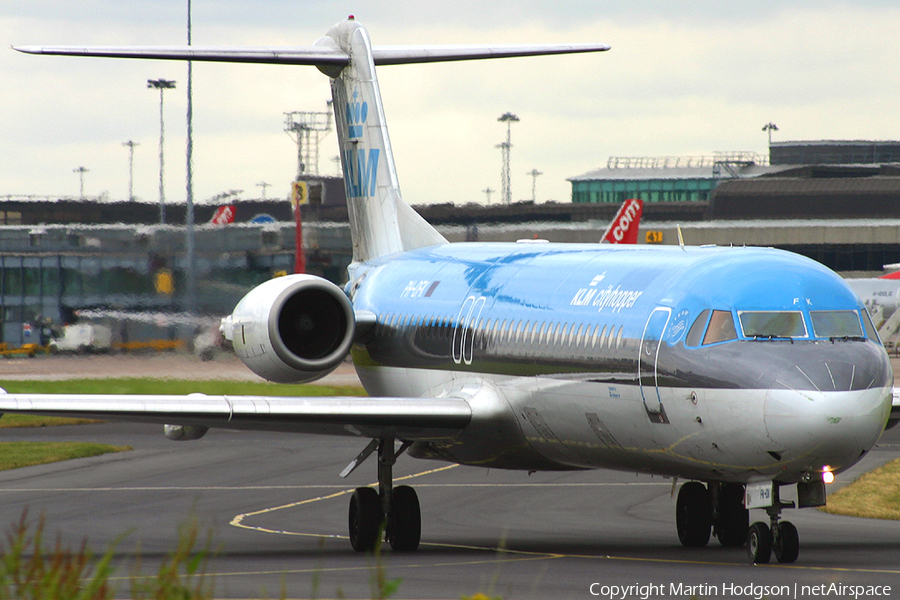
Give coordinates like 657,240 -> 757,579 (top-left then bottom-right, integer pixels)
639,307 -> 671,423
452,295 -> 485,365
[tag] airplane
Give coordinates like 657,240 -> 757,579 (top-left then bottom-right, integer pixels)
7,17 -> 892,564
846,267 -> 900,323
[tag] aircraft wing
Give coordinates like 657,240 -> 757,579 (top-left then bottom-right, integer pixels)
13,43 -> 608,67
0,392 -> 471,441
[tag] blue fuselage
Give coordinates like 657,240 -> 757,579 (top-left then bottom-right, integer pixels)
347,243 -> 892,483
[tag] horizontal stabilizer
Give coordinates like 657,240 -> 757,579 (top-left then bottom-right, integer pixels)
0,392 -> 471,440
13,43 -> 608,66
13,45 -> 351,66
372,43 -> 610,65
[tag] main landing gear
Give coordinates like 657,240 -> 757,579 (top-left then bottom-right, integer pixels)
676,481 -> 748,549
346,437 -> 422,552
675,481 -> 801,564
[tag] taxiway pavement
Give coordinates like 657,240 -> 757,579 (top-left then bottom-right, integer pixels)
0,355 -> 897,598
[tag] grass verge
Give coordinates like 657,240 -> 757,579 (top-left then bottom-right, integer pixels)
0,377 -> 366,397
821,458 -> 900,520
0,378 -> 365,470
0,415 -> 102,429
0,441 -> 131,471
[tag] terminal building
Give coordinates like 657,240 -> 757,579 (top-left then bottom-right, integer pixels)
3,141 -> 900,348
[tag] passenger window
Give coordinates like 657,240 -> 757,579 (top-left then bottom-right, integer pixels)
739,311 -> 806,338
810,310 -> 863,338
686,309 -> 710,347
703,310 -> 737,345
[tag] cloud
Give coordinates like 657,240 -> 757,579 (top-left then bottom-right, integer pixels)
2,2 -> 900,205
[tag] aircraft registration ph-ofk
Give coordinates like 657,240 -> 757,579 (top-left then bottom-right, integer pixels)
9,17 -> 892,564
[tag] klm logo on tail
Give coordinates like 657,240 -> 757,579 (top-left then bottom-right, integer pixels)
346,88 -> 368,139
343,88 -> 380,198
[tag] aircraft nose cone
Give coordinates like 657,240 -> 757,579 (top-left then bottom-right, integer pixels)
763,385 -> 890,474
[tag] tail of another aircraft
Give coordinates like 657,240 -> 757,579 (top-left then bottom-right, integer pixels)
600,198 -> 643,244
15,17 -> 608,265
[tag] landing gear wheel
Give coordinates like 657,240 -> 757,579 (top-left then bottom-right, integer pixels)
747,521 -> 772,564
714,483 -> 748,547
349,487 -> 383,552
773,521 -> 799,563
386,485 -> 421,551
676,482 -> 711,547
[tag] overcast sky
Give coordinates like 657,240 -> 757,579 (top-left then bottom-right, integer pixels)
2,1 -> 899,208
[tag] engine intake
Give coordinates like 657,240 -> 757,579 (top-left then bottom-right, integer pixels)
223,274 -> 355,383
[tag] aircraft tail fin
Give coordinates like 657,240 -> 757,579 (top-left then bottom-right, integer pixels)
318,19 -> 447,263
600,198 -> 643,244
210,205 -> 236,225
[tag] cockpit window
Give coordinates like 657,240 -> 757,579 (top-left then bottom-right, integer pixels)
861,309 -> 880,343
738,311 -> 806,338
686,309 -> 710,347
810,310 -> 863,338
703,310 -> 737,345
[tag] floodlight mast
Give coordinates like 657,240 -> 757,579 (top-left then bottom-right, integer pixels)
147,78 -> 176,224
527,168 -> 542,202
122,141 -> 138,201
284,109 -> 333,178
73,166 -> 89,199
497,112 -> 519,204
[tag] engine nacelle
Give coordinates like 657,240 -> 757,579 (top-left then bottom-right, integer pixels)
164,424 -> 210,441
222,274 -> 355,383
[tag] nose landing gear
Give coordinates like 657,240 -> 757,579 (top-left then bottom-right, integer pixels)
675,480 -> 799,563
746,482 -> 802,564
748,505 -> 799,564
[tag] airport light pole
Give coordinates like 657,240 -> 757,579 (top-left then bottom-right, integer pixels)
762,122 -> 779,145
185,0 -> 197,317
122,140 -> 138,201
497,112 -> 519,205
73,166 -> 89,199
148,78 -> 176,224
526,168 -> 542,202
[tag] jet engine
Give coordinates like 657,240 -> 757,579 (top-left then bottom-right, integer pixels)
221,274 -> 355,383
164,424 -> 210,441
